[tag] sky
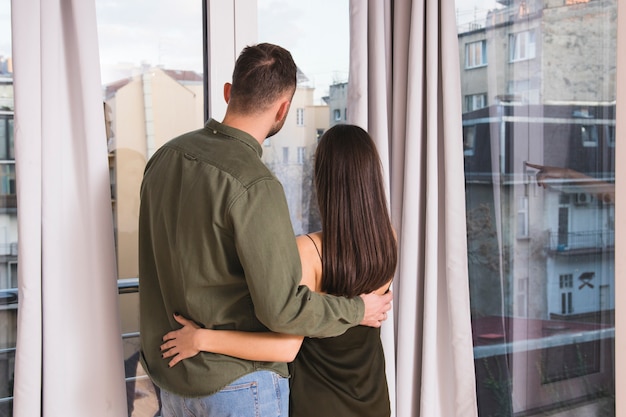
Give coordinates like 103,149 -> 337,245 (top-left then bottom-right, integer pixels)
0,0 -> 499,100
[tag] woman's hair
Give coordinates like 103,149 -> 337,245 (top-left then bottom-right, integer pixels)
229,43 -> 297,114
315,124 -> 397,297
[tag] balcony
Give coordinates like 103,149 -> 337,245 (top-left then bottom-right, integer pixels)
546,230 -> 615,255
0,278 -> 162,417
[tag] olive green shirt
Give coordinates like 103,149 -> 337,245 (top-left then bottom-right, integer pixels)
138,119 -> 364,397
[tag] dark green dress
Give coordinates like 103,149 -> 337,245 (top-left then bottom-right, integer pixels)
288,325 -> 390,417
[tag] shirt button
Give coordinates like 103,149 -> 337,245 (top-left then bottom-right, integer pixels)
213,130 -> 217,134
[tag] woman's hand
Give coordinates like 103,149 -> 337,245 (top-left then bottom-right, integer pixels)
160,314 -> 202,367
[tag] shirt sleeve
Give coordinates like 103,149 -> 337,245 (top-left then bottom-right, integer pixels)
229,177 -> 364,338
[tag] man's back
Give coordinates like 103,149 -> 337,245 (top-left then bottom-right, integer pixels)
139,119 -> 299,396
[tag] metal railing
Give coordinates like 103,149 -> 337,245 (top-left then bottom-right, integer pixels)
0,278 -> 143,410
547,230 -> 615,252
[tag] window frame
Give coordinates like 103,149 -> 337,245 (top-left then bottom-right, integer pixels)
465,39 -> 487,69
509,29 -> 536,62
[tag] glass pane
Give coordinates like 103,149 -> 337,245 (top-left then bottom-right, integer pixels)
457,1 -> 616,416
0,0 -> 15,413
258,0 -> 349,235
96,1 -> 205,415
0,118 -> 6,159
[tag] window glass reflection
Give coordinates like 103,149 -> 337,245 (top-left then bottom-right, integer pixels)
457,0 -> 616,415
96,1 -> 204,415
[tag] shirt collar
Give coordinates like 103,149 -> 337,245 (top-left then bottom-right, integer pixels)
206,119 -> 263,157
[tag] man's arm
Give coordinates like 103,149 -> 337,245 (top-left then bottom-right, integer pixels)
231,179 -> 371,337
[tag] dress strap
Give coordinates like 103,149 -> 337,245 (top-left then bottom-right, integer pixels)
305,233 -> 322,262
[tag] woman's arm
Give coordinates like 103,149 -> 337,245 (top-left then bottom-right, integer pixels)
160,234 -> 320,367
160,314 -> 304,367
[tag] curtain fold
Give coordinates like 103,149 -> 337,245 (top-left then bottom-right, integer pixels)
12,0 -> 127,415
348,1 -> 478,416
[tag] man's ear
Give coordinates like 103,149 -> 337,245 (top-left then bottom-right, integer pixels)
223,83 -> 232,103
276,99 -> 291,122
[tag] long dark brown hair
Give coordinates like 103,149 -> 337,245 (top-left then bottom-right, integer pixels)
229,43 -> 297,114
315,124 -> 397,297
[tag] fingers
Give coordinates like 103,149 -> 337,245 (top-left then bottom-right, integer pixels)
162,347 -> 177,359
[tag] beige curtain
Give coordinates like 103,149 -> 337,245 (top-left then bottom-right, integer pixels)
12,0 -> 127,415
348,1 -> 478,416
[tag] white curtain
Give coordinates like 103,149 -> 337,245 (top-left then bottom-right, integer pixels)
11,0 -> 127,416
348,1 -> 478,416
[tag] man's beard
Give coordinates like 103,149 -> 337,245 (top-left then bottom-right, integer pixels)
266,114 -> 287,139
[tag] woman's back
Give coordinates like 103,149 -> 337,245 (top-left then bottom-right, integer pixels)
290,233 -> 391,417
289,325 -> 390,417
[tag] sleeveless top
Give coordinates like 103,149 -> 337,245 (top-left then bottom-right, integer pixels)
288,235 -> 390,417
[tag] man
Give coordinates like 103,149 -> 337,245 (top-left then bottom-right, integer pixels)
139,43 -> 392,416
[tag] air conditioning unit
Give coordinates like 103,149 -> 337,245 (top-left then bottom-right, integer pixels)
574,192 -> 592,205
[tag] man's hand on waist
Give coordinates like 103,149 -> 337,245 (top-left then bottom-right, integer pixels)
359,291 -> 393,328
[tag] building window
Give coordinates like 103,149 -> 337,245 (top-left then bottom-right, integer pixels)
606,125 -> 615,147
8,261 -> 17,289
0,117 -> 15,160
507,79 -> 530,96
463,125 -> 476,156
316,128 -> 324,143
282,147 -> 289,164
559,274 -> 573,289
297,147 -> 305,164
296,108 -> 304,126
344,108 -> 347,120
517,196 -> 529,238
581,125 -> 598,147
333,109 -> 341,121
465,40 -> 487,68
509,30 -> 536,62
465,93 -> 487,111
560,274 -> 573,315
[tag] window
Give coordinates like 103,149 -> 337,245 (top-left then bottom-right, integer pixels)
517,196 -> 528,238
465,40 -> 487,68
606,125 -> 615,147
507,79 -> 530,96
296,108 -> 304,126
559,273 -> 573,289
581,125 -> 599,147
462,125 -> 476,156
0,0 -> 17,411
95,1 -> 205,414
457,0 -> 615,414
258,0 -> 347,235
509,30 -> 536,62
316,128 -> 325,142
0,115 -> 14,160
297,147 -> 305,164
465,93 -> 487,111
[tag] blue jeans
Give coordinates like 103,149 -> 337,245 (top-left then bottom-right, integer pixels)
160,370 -> 289,417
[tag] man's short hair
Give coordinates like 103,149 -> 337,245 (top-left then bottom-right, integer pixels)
229,43 -> 297,114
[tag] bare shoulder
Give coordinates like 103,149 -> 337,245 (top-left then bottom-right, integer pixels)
296,232 -> 323,292
296,231 -> 321,249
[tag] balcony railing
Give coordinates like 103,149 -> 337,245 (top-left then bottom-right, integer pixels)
547,230 -> 615,252
0,278 -> 147,415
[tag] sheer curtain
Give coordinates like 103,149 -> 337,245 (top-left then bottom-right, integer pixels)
12,0 -> 127,415
348,1 -> 478,416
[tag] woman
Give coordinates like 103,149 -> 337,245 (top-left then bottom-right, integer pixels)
160,124 -> 397,416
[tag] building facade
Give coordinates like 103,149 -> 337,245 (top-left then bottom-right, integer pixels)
459,0 -> 616,415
